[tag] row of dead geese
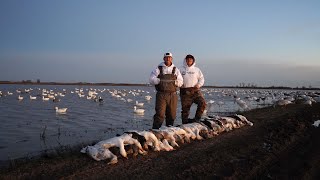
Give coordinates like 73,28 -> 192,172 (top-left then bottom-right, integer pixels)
81,114 -> 253,164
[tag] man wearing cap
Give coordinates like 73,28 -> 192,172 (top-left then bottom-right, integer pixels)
179,54 -> 206,124
149,52 -> 183,129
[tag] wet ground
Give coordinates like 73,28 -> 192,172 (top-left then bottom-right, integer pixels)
1,103 -> 320,179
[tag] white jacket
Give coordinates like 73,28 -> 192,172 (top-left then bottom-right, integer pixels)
179,59 -> 204,88
149,62 -> 183,87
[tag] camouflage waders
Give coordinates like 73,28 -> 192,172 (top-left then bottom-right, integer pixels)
152,66 -> 178,129
180,87 -> 206,124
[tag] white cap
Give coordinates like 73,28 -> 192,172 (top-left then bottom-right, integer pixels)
164,52 -> 172,57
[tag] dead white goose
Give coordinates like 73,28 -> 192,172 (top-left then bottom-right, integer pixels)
312,120 -> 320,127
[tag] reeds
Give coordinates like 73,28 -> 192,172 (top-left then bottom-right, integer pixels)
40,125 -> 47,140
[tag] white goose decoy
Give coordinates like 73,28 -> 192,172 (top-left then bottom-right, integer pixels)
236,99 -> 249,110
145,95 -> 152,101
136,101 -> 144,107
17,95 -> 23,100
134,106 -> 145,114
29,95 -> 37,100
274,99 -> 292,107
86,96 -> 92,100
304,100 -> 312,106
47,94 -> 55,99
42,96 -> 50,101
55,107 -> 67,113
206,100 -> 215,114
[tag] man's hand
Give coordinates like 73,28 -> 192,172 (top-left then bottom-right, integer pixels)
194,84 -> 200,89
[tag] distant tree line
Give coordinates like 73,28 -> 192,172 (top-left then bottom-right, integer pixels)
0,80 -> 319,90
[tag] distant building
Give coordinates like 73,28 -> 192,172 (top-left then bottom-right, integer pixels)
37,79 -> 40,83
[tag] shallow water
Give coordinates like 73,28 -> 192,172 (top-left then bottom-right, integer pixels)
0,84 -> 296,161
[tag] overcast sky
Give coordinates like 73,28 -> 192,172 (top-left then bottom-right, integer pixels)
0,0 -> 319,87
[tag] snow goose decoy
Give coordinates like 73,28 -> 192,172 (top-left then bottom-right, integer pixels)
145,95 -> 152,101
273,99 -> 292,107
304,99 -> 312,106
17,95 -> 23,100
42,96 -> 50,101
29,95 -> 37,100
236,99 -> 249,110
55,107 -> 67,114
136,101 -> 144,107
206,100 -> 215,114
134,106 -> 145,114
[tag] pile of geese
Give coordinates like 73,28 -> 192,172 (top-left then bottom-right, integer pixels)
81,114 -> 253,165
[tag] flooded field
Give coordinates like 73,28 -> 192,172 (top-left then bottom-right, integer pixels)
0,84 -> 318,162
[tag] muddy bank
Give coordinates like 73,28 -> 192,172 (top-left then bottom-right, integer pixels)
1,103 -> 320,179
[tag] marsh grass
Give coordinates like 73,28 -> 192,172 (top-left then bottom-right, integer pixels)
40,125 -> 47,140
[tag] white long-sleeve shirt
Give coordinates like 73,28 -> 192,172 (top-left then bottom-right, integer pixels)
149,62 -> 183,87
179,59 -> 204,88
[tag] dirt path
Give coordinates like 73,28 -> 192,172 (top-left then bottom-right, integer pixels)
1,103 -> 320,179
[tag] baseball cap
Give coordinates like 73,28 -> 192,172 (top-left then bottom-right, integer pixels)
164,52 -> 173,57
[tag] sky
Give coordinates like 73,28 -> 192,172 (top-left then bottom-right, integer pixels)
0,0 -> 319,87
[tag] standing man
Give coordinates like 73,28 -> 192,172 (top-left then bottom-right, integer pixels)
179,54 -> 206,124
149,52 -> 183,129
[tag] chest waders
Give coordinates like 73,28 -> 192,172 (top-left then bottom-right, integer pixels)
155,66 -> 177,93
152,66 -> 178,129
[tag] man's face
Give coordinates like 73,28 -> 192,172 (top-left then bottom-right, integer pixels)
163,56 -> 173,66
186,58 -> 194,67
